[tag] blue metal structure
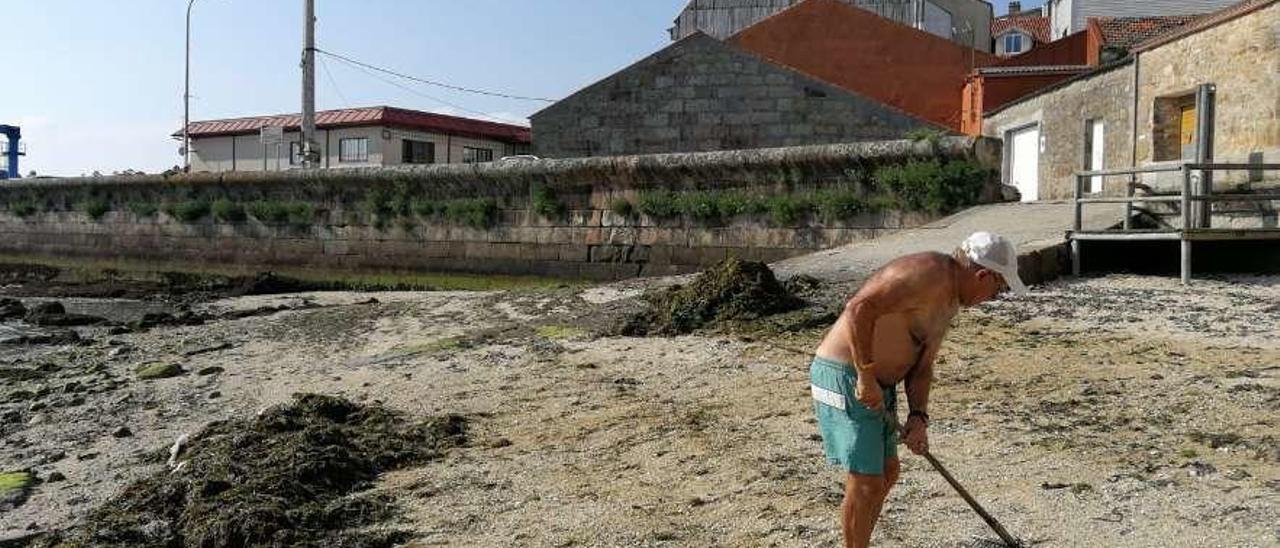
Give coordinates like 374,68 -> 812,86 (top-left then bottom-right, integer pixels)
0,125 -> 21,179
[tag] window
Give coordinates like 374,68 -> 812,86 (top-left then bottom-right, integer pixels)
289,142 -> 303,166
339,137 -> 369,163
401,139 -> 435,164
462,146 -> 493,164
1004,33 -> 1025,54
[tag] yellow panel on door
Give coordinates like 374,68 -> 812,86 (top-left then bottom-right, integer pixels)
1180,106 -> 1197,146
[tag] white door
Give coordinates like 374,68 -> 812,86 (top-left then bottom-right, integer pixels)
1089,120 -> 1105,194
1009,125 -> 1040,202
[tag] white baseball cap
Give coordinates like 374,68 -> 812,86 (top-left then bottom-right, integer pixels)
960,232 -> 1028,295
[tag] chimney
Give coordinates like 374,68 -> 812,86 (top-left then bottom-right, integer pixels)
1008,2 -> 1021,15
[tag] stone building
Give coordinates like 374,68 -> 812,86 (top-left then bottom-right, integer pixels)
533,0 -> 1000,158
530,33 -> 937,159
983,0 -> 1279,201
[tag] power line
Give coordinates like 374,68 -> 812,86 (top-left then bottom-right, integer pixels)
332,54 -> 529,126
318,54 -> 351,108
314,48 -> 556,103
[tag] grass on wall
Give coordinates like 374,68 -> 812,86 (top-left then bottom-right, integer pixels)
211,198 -> 247,222
78,197 -> 110,221
530,186 -> 565,219
9,199 -> 40,218
166,200 -> 211,223
128,201 -> 159,218
625,159 -> 989,226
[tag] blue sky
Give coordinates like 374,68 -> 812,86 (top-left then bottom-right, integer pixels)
5,0 -> 1042,176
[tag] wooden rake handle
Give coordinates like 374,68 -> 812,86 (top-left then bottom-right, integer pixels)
889,412 -> 1021,547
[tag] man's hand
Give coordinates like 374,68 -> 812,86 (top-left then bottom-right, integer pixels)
904,415 -> 929,455
855,373 -> 883,412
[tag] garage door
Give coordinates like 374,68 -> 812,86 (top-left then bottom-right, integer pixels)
1008,125 -> 1040,202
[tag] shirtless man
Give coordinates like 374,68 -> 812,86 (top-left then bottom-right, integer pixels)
809,232 -> 1027,548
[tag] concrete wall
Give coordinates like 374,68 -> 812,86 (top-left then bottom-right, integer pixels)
0,138 -> 1001,280
982,61 -> 1135,200
191,125 -> 525,173
531,33 -> 934,159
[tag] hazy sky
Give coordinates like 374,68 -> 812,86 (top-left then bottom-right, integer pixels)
5,0 -> 1042,176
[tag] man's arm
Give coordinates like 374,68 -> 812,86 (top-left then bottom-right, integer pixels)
903,337 -> 940,455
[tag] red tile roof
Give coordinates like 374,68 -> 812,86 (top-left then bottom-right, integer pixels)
178,106 -> 531,143
992,15 -> 1051,43
1091,15 -> 1201,49
1134,0 -> 1278,51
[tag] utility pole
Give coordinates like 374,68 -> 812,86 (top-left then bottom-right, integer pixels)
301,0 -> 318,168
184,0 -> 199,172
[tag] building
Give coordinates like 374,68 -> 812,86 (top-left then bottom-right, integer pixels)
983,0 -> 1279,201
728,0 -> 996,132
670,0 -> 994,52
962,14 -> 1204,135
1046,0 -> 1241,39
178,106 -> 532,173
530,33 -> 938,158
992,4 -> 1051,56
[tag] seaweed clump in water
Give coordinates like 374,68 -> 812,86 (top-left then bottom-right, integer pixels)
38,393 -> 466,548
621,257 -> 806,336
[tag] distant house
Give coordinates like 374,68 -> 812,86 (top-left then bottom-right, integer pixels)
1046,0 -> 1242,39
177,106 -> 531,173
670,0 -> 995,52
983,0 -> 1280,201
992,4 -> 1051,56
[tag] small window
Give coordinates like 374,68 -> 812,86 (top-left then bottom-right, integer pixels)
462,146 -> 493,164
339,137 -> 369,163
401,139 -> 435,165
1004,33 -> 1024,54
289,142 -> 303,166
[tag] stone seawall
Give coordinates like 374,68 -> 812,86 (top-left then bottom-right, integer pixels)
0,138 -> 1002,280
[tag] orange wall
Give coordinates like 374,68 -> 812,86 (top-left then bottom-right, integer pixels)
961,71 -> 1086,135
730,0 -> 996,132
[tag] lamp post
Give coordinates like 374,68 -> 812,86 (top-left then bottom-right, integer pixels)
183,0 -> 201,172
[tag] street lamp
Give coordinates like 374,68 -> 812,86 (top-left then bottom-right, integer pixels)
183,0 -> 203,172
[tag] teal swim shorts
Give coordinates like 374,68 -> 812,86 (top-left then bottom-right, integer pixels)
810,356 -> 898,475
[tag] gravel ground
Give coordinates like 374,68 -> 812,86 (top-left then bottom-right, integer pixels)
2,274 -> 1278,547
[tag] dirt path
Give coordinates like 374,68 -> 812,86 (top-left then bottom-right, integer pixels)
2,275 -> 1277,546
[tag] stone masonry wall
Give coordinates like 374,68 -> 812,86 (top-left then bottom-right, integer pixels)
0,138 -> 1002,281
1136,1 -> 1280,189
982,61 -> 1136,200
530,33 -> 935,159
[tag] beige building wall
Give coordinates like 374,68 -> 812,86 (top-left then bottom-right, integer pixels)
1135,1 -> 1280,189
983,62 -> 1135,200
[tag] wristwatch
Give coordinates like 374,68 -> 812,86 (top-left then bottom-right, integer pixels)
908,410 -> 929,425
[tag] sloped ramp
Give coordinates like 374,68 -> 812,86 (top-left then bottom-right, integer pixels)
773,201 -> 1124,284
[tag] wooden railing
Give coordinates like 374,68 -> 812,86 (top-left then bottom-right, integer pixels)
1070,162 -> 1280,283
